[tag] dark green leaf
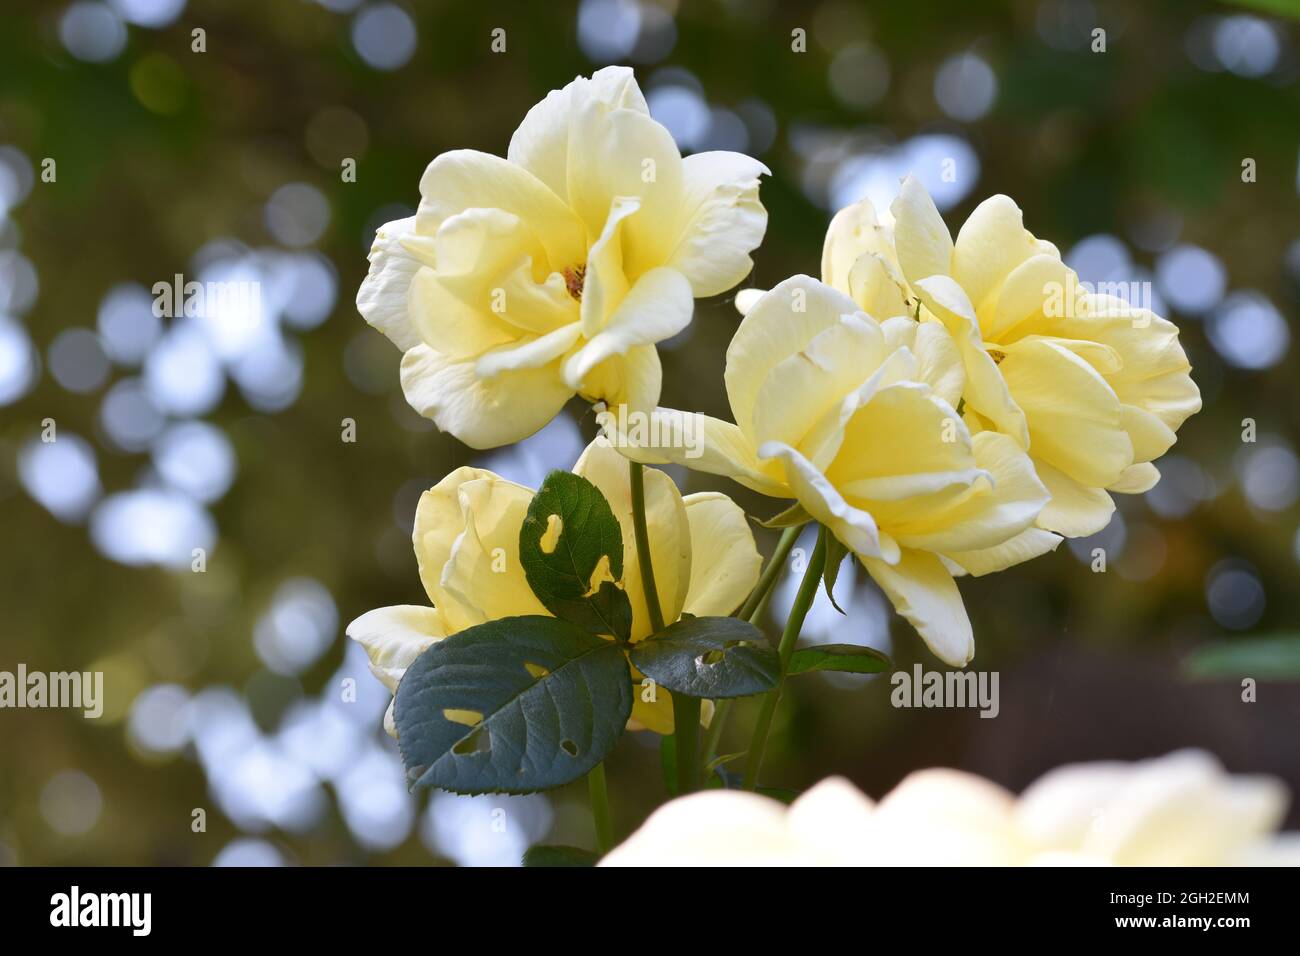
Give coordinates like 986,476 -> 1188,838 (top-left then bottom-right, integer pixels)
788,643 -> 891,676
394,615 -> 632,794
522,845 -> 599,867
822,534 -> 850,615
630,616 -> 779,698
1183,633 -> 1300,679
518,470 -> 633,641
757,501 -> 810,529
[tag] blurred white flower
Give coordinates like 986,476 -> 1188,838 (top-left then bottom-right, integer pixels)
601,750 -> 1300,866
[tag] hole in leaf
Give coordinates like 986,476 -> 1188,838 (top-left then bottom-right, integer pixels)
697,642 -> 748,667
539,514 -> 563,554
560,739 -> 579,757
584,552 -> 617,596
524,661 -> 550,679
443,708 -> 483,727
452,726 -> 491,756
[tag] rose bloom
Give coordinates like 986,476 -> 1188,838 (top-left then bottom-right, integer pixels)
743,178 -> 1201,538
347,438 -> 760,735
357,67 -> 768,449
610,274 -> 1056,666
601,750 -> 1300,866
881,176 -> 1200,536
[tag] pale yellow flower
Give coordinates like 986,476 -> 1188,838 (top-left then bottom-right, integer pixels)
600,750 -> 1300,866
357,66 -> 768,449
346,438 -> 761,735
610,274 -> 1057,666
879,176 -> 1201,536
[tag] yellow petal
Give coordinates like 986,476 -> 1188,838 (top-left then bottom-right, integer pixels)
751,313 -> 887,453
417,149 -> 585,270
986,253 -> 1071,342
821,196 -> 898,294
563,267 -> 692,390
346,604 -> 448,692
681,492 -> 762,617
408,266 -> 518,361
825,382 -> 983,540
599,407 -> 789,497
889,430 -> 1050,555
657,151 -> 769,297
890,175 -> 954,287
566,102 -> 684,256
356,216 -> 425,351
943,527 -> 1062,577
581,343 -> 662,414
846,252 -> 910,319
439,476 -> 549,627
915,274 -> 1029,446
879,316 -> 965,409
507,66 -> 649,203
950,194 -> 1043,316
760,440 -> 887,560
998,336 -> 1133,488
579,196 -> 639,338
400,343 -> 574,449
412,466 -> 502,628
725,275 -> 865,441
1034,458 -> 1116,537
1108,461 -> 1160,494
861,548 -> 973,666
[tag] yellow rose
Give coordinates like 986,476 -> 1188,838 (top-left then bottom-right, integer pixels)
883,176 -> 1201,536
346,438 -> 761,734
610,275 -> 1057,666
357,66 -> 768,449
601,750 -> 1300,866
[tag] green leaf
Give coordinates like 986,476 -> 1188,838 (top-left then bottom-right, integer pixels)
757,501 -> 811,529
522,845 -> 599,867
519,470 -> 633,641
703,751 -> 746,774
822,534 -> 850,615
394,615 -> 632,794
630,616 -> 779,698
1183,633 -> 1300,679
788,643 -> 891,676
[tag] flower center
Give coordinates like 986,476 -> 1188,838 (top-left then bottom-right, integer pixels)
563,264 -> 586,301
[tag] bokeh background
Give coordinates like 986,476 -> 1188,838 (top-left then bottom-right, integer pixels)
2,0 -> 1298,866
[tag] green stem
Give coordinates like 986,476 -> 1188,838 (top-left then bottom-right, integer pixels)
672,695 -> 700,793
701,698 -> 732,766
628,462 -> 665,633
628,462 -> 700,793
588,763 -> 614,854
739,523 -> 804,622
742,525 -> 827,790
